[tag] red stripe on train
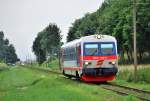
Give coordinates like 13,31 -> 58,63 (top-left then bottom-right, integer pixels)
63,67 -> 82,70
82,56 -> 117,60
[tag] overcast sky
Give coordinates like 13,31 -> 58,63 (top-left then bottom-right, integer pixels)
0,0 -> 104,61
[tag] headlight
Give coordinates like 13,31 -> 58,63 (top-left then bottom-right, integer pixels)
85,61 -> 89,65
95,34 -> 104,39
84,61 -> 92,65
111,61 -> 116,65
97,35 -> 101,39
109,61 -> 116,65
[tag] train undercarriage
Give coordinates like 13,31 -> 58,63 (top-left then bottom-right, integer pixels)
63,67 -> 118,82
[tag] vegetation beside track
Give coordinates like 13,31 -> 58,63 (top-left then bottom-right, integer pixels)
117,67 -> 150,83
0,63 -> 10,72
0,66 -> 140,101
26,59 -> 60,73
0,63 -> 7,69
44,59 -> 59,71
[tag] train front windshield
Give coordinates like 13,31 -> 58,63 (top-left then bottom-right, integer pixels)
84,43 -> 116,56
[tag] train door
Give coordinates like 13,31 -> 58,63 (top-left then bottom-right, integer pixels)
76,43 -> 81,67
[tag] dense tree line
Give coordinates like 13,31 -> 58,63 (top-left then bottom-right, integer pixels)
32,23 -> 61,64
0,31 -> 19,63
67,0 -> 150,63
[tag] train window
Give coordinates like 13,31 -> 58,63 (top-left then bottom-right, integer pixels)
84,44 -> 98,56
100,43 -> 115,55
63,47 -> 77,61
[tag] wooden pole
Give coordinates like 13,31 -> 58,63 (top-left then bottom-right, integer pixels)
133,0 -> 137,82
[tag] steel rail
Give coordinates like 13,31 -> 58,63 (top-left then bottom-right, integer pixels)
101,86 -> 150,101
108,83 -> 150,94
100,83 -> 150,101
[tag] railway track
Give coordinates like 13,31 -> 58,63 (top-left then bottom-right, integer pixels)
108,83 -> 150,94
24,66 -> 61,75
24,66 -> 150,101
100,83 -> 150,101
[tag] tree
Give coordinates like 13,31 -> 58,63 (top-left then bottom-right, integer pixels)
67,19 -> 82,42
0,31 -> 19,63
66,0 -> 150,63
41,24 -> 61,55
5,44 -> 18,63
32,23 -> 61,64
32,33 -> 46,64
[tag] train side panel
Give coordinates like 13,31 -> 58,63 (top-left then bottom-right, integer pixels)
61,42 -> 82,76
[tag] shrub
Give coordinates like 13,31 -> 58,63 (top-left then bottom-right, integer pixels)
117,68 -> 150,83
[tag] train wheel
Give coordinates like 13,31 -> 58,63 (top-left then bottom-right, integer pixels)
67,75 -> 72,79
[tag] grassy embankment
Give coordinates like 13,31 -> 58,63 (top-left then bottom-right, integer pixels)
0,66 -> 139,101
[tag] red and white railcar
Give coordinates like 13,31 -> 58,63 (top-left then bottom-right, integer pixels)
61,35 -> 118,82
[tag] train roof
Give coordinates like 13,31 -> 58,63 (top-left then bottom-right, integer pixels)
62,35 -> 116,48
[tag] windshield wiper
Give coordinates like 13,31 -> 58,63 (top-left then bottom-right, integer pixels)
90,49 -> 98,56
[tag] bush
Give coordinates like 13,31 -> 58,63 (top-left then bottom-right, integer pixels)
117,68 -> 150,83
0,63 -> 7,69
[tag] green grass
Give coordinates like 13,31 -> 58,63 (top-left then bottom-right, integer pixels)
0,66 -> 139,101
46,59 -> 59,71
27,59 -> 60,72
0,63 -> 7,69
118,68 -> 150,83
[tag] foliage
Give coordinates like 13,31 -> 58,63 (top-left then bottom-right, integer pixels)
0,63 -> 7,69
117,67 -> 150,83
0,31 -> 19,64
67,0 -> 150,63
43,58 -> 59,71
32,23 -> 61,64
32,33 -> 46,64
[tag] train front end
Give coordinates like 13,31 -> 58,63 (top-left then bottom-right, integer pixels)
81,35 -> 118,82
